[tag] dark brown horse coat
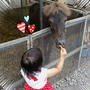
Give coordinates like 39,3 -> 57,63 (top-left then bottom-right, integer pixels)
43,2 -> 71,48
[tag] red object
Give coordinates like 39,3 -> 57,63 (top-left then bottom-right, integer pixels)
28,24 -> 35,34
27,74 -> 38,81
24,74 -> 54,90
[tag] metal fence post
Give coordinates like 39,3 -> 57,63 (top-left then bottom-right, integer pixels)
30,35 -> 33,48
78,16 -> 88,69
40,0 -> 43,29
27,35 -> 31,50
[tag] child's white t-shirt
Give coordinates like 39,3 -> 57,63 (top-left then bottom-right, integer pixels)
21,68 -> 48,89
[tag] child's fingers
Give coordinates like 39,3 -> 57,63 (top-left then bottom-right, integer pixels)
60,46 -> 67,56
59,45 -> 64,51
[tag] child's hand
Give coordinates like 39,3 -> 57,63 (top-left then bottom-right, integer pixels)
60,46 -> 67,57
47,46 -> 67,78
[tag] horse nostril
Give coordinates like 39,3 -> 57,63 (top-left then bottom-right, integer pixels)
56,38 -> 65,49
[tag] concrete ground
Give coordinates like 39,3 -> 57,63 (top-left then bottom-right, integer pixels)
53,44 -> 90,90
64,59 -> 90,90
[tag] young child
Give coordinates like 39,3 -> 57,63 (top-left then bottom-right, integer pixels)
21,47 -> 67,90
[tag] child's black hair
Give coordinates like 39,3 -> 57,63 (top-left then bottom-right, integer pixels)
21,48 -> 43,74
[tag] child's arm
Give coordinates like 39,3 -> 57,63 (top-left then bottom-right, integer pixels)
47,47 -> 67,78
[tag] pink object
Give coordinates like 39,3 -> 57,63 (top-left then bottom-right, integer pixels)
28,24 -> 35,34
17,22 -> 26,33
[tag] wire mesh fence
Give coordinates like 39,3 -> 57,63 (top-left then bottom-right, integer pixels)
32,21 -> 85,84
0,41 -> 27,89
0,15 -> 89,89
0,0 -> 90,89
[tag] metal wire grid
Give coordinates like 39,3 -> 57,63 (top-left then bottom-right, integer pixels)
0,15 -> 89,89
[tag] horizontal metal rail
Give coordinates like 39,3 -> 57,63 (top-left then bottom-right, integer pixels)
32,15 -> 89,40
0,12 -> 89,90
8,44 -> 87,89
0,36 -> 28,50
0,15 -> 89,50
65,15 -> 89,27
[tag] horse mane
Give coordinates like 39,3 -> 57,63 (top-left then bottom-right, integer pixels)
43,2 -> 71,17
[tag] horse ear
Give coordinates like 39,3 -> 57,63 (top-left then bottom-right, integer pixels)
42,5 -> 50,16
